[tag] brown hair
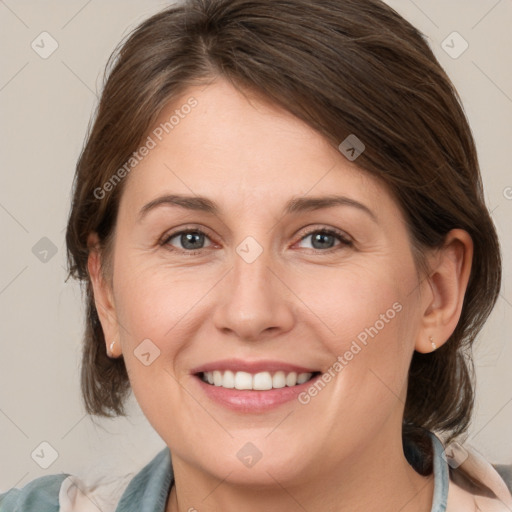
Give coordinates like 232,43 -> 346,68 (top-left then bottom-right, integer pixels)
66,0 -> 501,470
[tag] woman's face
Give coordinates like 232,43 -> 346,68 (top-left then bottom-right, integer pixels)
97,78 -> 432,485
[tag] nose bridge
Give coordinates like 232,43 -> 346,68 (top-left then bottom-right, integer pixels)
212,232 -> 294,340
234,240 -> 272,293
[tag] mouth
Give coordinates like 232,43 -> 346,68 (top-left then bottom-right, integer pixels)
196,370 -> 322,390
189,359 -> 323,411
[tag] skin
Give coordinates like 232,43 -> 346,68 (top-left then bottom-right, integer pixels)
88,77 -> 474,512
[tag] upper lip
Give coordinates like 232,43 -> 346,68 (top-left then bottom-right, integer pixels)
190,359 -> 319,375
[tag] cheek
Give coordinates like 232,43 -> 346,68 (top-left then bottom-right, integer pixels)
111,267 -> 188,423
298,262 -> 412,349
113,258 -> 198,340
302,262 -> 418,402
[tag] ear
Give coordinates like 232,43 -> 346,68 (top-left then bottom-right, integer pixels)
87,232 -> 121,357
415,229 -> 473,353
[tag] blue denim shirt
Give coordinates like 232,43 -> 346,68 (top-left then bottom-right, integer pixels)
0,431 -> 450,512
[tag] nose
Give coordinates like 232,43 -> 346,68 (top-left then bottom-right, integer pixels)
212,245 -> 295,342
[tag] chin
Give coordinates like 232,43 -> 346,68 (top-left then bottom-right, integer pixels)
198,443 -> 312,487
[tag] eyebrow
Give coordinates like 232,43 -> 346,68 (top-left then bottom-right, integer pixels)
137,194 -> 377,222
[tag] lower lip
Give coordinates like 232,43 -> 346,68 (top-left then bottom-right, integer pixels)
193,373 -> 321,412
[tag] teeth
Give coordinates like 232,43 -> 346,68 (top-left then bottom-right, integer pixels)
297,373 -> 311,385
201,370 -> 314,390
286,372 -> 297,386
222,370 -> 235,388
273,371 -> 286,389
235,371 -> 254,390
252,372 -> 272,390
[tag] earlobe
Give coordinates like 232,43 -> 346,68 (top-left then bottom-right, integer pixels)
87,233 -> 120,355
415,229 -> 473,354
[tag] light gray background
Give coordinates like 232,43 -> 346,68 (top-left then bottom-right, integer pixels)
1,0 -> 511,492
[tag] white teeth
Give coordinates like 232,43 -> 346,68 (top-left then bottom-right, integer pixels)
296,373 -> 311,385
253,372 -> 273,390
213,370 -> 223,387
272,371 -> 286,389
222,370 -> 235,388
201,370 -> 314,390
285,372 -> 297,387
235,371 -> 253,390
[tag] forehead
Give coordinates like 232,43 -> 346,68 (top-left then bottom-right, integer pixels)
119,78 -> 396,221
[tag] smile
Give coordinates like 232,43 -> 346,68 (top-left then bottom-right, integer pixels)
190,358 -> 323,411
199,370 -> 319,390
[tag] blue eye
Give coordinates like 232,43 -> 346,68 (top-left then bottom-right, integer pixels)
161,229 -> 212,253
160,227 -> 352,255
297,229 -> 352,251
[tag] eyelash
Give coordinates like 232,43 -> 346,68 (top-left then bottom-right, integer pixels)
159,226 -> 353,256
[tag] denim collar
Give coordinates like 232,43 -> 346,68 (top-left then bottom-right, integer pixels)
114,432 -> 449,511
429,431 -> 450,511
114,447 -> 174,512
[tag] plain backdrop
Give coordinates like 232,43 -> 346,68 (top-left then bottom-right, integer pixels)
0,0 -> 511,492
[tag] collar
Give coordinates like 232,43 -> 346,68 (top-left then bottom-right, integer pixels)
114,446 -> 174,512
112,432 -> 449,512
429,431 -> 450,511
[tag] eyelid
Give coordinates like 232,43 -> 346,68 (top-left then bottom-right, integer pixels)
296,225 -> 353,244
160,223 -> 353,255
293,226 -> 353,253
159,224 -> 217,246
159,231 -> 215,258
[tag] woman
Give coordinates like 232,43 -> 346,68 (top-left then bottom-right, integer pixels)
1,0 -> 511,510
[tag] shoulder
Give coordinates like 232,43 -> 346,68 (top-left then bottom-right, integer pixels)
0,447 -> 171,512
445,444 -> 512,512
493,464 -> 512,496
0,473 -> 69,512
0,470 -> 134,512
448,481 -> 512,512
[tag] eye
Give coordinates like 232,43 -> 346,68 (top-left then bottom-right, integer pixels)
159,226 -> 352,255
296,228 -> 352,252
160,228 -> 213,254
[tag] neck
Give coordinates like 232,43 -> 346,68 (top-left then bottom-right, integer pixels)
166,425 -> 434,512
